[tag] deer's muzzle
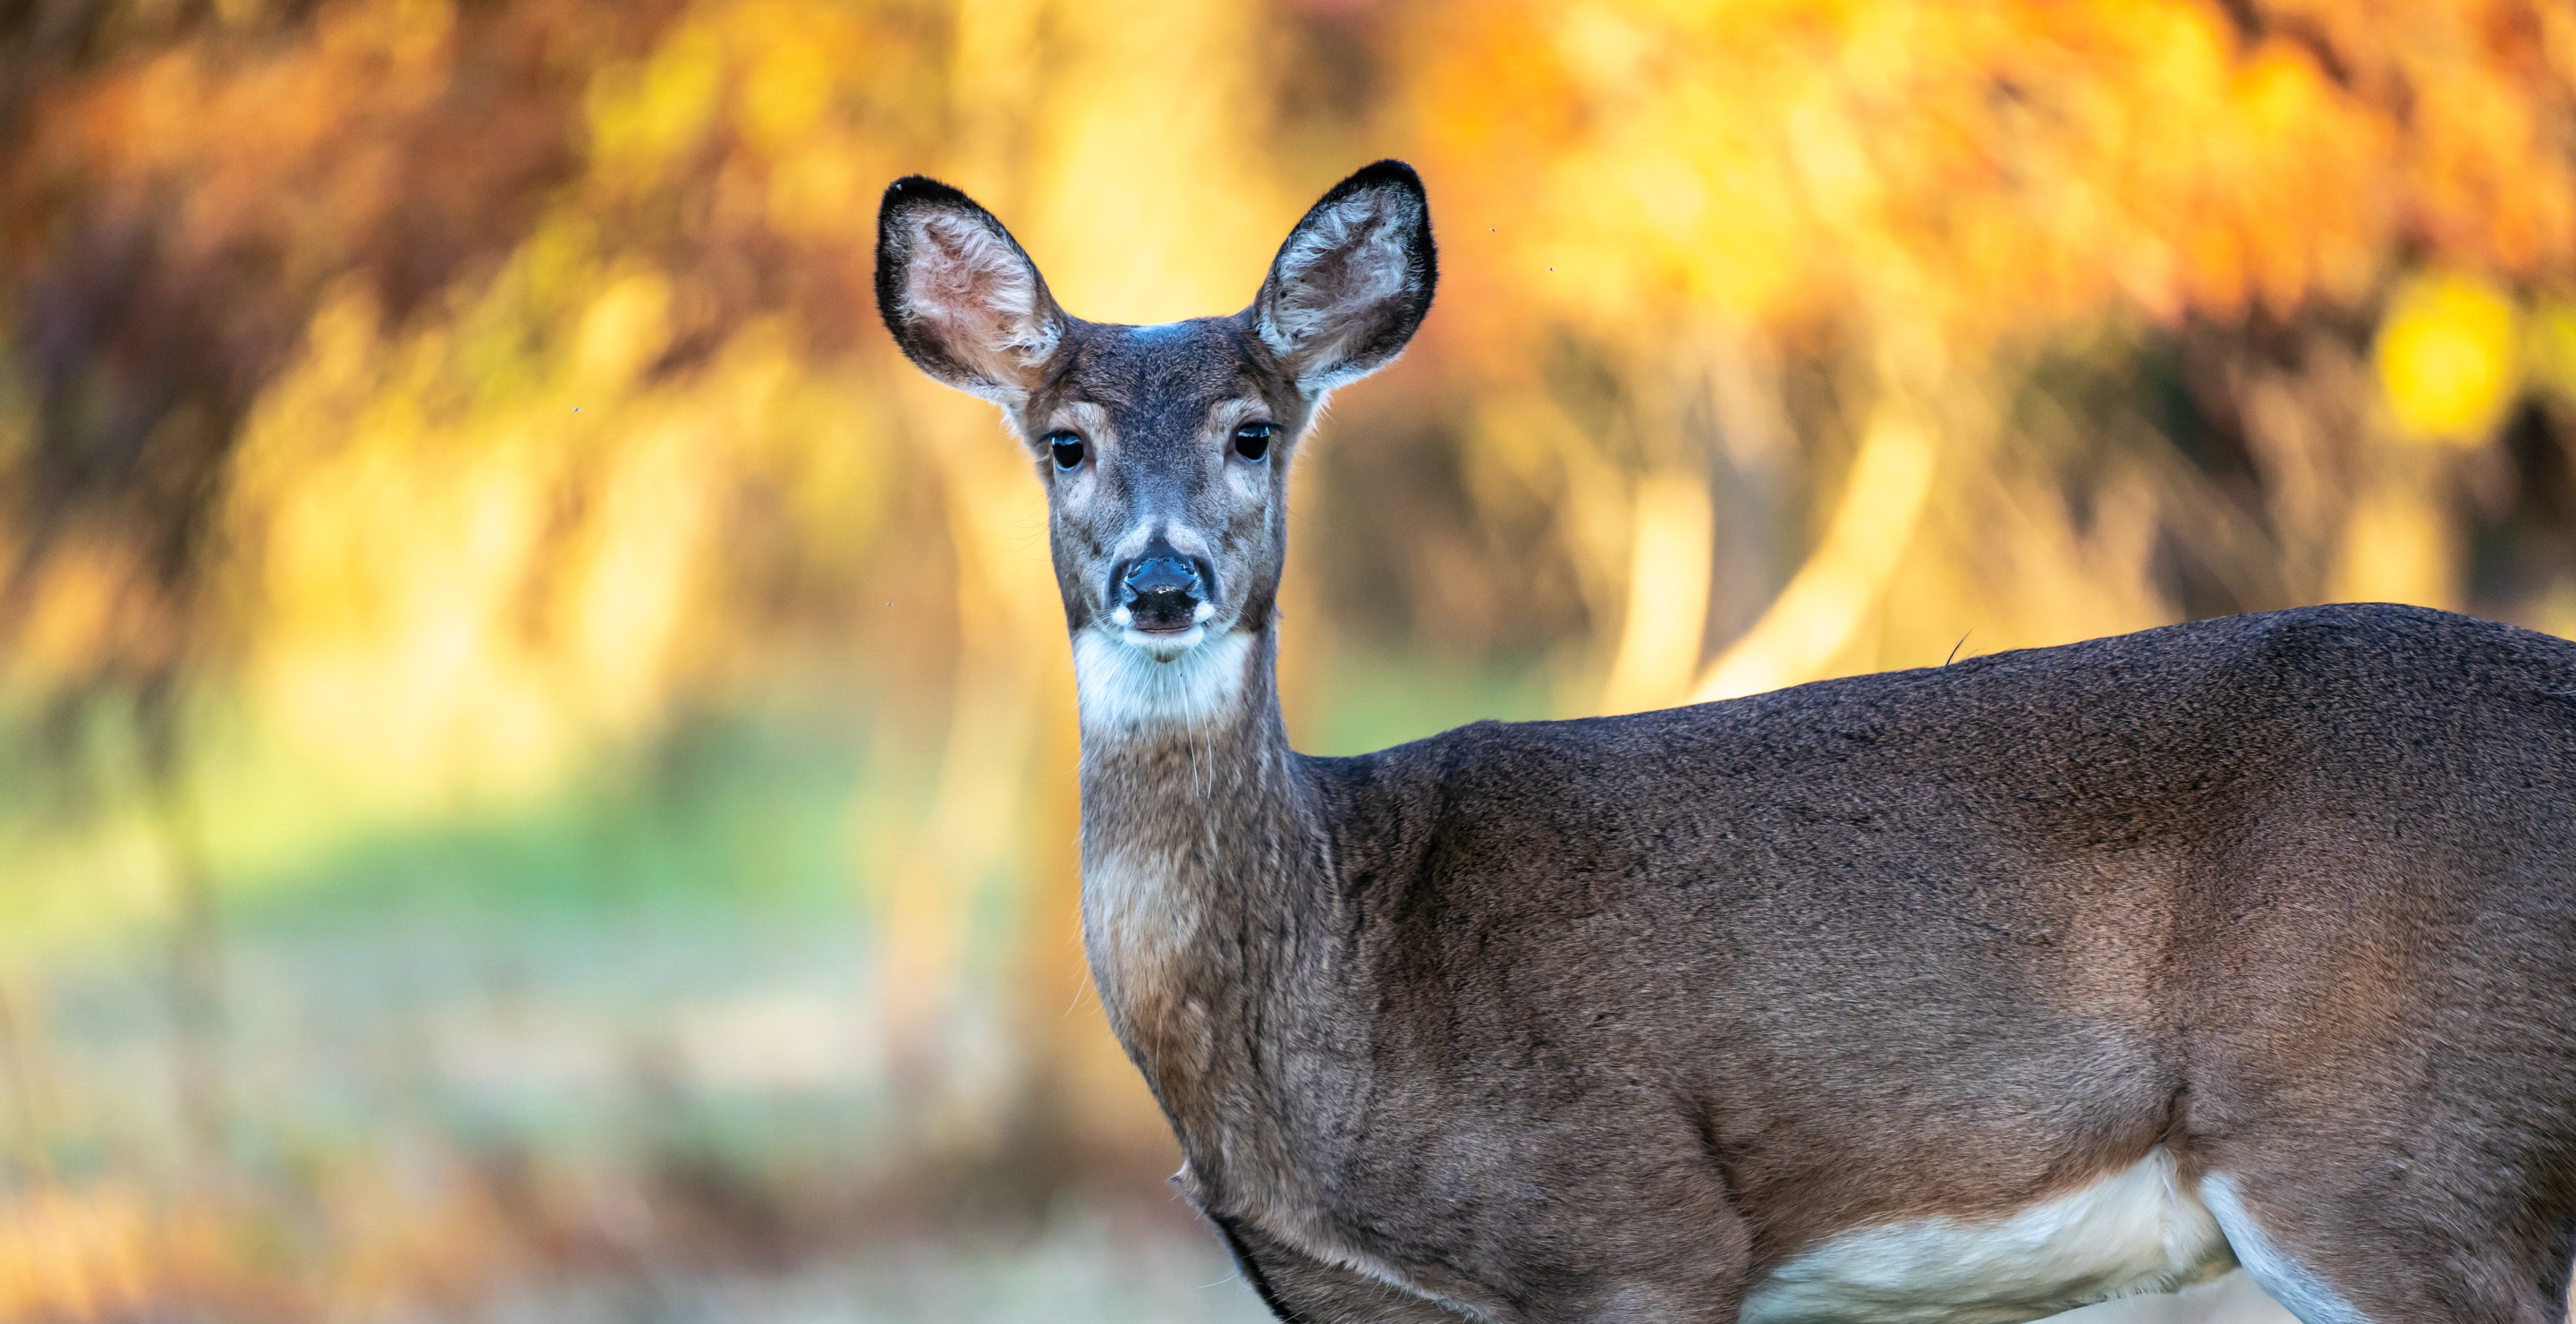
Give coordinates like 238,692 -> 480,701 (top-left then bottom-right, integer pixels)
1114,539 -> 1213,634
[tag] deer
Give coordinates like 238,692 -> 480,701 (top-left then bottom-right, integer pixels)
873,159 -> 2576,1324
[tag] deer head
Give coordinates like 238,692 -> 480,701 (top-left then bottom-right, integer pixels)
875,162 -> 1436,735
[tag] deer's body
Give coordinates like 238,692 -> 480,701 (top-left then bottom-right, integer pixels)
877,163 -> 2576,1322
1097,603 -> 2576,1324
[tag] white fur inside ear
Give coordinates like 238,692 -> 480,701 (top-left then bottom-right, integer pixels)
1257,187 -> 1424,390
898,210 -> 1059,401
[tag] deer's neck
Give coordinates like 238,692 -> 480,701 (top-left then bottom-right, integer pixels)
1072,624 -> 1317,1117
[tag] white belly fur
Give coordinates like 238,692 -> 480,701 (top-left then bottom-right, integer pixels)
1741,1148 -> 2245,1324
2032,1269 -> 2296,1323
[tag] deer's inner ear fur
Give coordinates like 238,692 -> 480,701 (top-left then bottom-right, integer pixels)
1251,160 -> 1438,395
876,178 -> 1066,404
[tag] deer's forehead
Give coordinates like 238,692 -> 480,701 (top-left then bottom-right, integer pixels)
1038,320 -> 1285,439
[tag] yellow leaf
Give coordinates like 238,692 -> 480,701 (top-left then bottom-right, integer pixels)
2375,272 -> 2521,447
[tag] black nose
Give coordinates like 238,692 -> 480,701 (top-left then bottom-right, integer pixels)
1114,539 -> 1213,633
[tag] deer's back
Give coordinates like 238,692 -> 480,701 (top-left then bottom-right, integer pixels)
1301,603 -> 2576,1263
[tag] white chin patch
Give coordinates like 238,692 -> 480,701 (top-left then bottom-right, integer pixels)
1072,628 -> 1252,735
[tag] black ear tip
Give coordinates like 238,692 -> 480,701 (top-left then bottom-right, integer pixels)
1353,159 -> 1423,189
879,174 -> 979,221
1332,159 -> 1426,202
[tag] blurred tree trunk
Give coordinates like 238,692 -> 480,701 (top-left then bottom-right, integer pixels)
139,674 -> 224,1189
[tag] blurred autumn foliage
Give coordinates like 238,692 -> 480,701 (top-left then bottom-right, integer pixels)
4,0 -> 2576,1319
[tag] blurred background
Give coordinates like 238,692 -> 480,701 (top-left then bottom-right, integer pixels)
4,0 -> 2575,1318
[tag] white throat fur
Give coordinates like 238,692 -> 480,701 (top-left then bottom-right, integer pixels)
1072,628 -> 1255,736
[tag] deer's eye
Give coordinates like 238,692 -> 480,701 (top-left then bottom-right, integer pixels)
1233,422 -> 1276,462
1046,431 -> 1086,470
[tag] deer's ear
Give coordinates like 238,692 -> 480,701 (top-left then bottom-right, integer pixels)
1251,160 -> 1437,393
876,176 -> 1069,403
